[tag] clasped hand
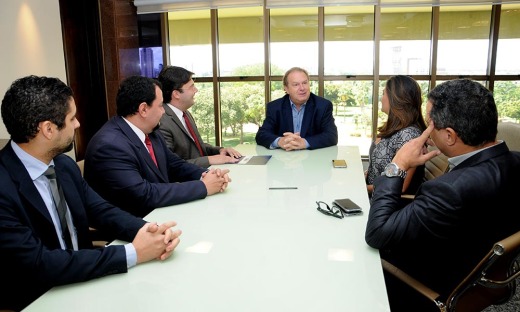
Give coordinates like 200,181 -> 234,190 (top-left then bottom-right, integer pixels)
133,221 -> 182,263
202,168 -> 231,194
278,132 -> 306,151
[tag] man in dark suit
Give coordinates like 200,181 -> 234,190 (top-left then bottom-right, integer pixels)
365,79 -> 520,311
255,67 -> 338,151
157,65 -> 242,168
84,76 -> 231,217
0,75 -> 181,311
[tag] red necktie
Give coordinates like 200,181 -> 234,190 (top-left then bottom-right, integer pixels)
183,112 -> 204,156
144,135 -> 158,166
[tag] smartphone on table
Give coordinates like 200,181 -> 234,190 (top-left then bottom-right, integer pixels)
332,159 -> 347,168
332,198 -> 363,215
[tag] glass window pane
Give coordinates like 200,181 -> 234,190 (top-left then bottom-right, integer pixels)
220,81 -> 265,147
437,6 -> 491,75
168,10 -> 213,77
494,81 -> 520,123
218,7 -> 264,76
270,80 -> 286,101
139,47 -> 163,78
380,7 -> 432,75
189,82 -> 217,145
495,4 -> 520,75
324,6 -> 374,75
270,8 -> 319,75
325,80 -> 373,155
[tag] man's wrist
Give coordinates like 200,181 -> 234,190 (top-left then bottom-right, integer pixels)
382,162 -> 407,179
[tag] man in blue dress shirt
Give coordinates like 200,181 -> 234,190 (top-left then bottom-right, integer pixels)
255,67 -> 338,151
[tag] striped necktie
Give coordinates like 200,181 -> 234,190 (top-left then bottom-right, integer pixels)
43,166 -> 73,249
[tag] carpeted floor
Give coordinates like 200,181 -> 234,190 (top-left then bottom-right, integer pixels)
482,283 -> 520,312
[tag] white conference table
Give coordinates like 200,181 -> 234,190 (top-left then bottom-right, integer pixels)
25,145 -> 390,312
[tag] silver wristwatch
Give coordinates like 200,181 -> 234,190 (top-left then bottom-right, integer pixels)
382,162 -> 407,179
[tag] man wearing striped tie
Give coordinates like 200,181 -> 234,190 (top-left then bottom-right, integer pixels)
0,75 -> 181,311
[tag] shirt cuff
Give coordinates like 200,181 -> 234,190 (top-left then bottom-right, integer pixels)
270,137 -> 281,149
125,243 -> 137,269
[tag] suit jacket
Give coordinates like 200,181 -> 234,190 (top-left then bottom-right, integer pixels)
84,116 -> 207,217
365,142 -> 520,296
255,93 -> 338,150
159,104 -> 221,168
0,142 -> 146,311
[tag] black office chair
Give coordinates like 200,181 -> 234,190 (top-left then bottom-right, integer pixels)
382,230 -> 520,312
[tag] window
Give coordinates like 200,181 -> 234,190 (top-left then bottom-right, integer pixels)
168,10 -> 212,76
437,5 -> 491,75
495,4 -> 520,75
270,8 -> 319,74
152,3 -> 520,156
380,7 -> 431,75
324,6 -> 374,75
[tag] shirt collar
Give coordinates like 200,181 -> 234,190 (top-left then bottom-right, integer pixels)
289,98 -> 307,110
122,117 -> 146,144
11,141 -> 53,181
167,103 -> 184,121
448,140 -> 503,169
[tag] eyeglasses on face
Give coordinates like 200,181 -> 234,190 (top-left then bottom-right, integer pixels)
316,201 -> 343,219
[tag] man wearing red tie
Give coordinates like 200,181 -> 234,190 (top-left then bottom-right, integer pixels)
84,76 -> 232,217
158,66 -> 242,168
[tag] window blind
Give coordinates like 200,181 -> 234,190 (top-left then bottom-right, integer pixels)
264,0 -> 377,8
378,0 -> 517,7
134,0 -> 263,14
133,0 -> 520,13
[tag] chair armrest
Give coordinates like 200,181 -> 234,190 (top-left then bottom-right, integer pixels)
381,259 -> 441,302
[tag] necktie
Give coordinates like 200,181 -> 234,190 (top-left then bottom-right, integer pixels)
145,135 -> 158,166
183,112 -> 204,156
43,166 -> 72,249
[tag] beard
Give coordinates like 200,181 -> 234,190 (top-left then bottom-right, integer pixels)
62,141 -> 74,153
49,138 -> 75,158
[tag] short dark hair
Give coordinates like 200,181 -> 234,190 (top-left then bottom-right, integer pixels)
116,76 -> 162,117
428,79 -> 497,146
157,66 -> 194,103
1,75 -> 72,143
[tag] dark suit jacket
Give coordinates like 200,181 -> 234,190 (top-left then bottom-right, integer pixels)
255,93 -> 338,150
84,116 -> 207,217
0,142 -> 146,311
159,104 -> 221,168
365,142 -> 520,297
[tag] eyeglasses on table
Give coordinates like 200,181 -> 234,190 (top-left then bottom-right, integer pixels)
316,201 -> 343,219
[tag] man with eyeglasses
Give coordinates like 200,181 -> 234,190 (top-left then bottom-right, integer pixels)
255,67 -> 338,151
158,66 -> 242,168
